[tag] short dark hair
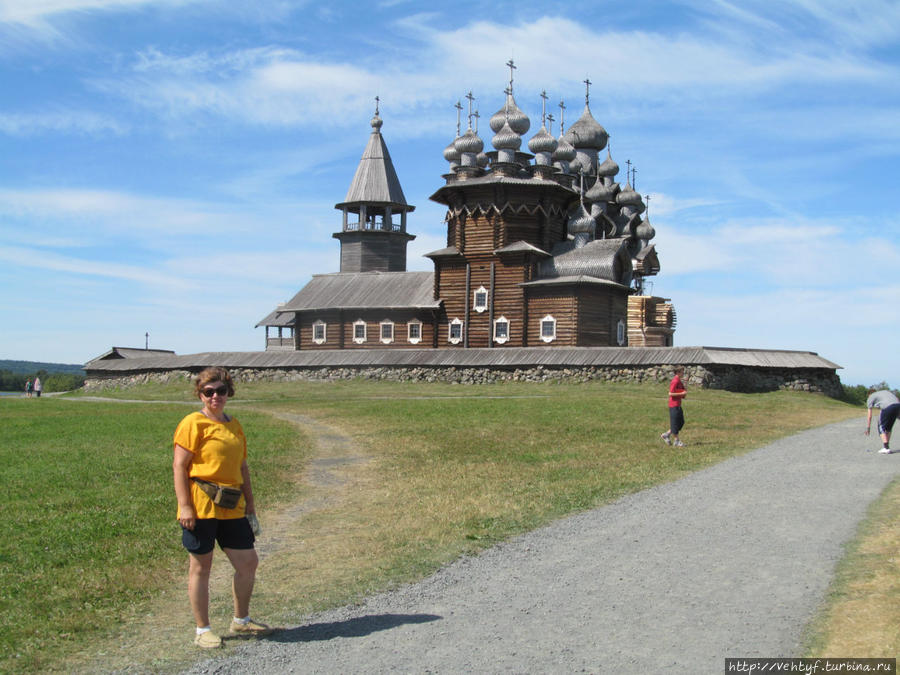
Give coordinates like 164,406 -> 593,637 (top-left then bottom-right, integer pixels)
193,366 -> 236,399
673,366 -> 684,375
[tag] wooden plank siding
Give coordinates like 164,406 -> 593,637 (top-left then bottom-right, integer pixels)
527,289 -> 578,346
576,287 -> 627,346
525,286 -> 628,347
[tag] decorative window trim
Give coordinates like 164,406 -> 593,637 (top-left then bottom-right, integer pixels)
380,319 -> 395,344
407,319 -> 422,344
312,320 -> 326,345
473,286 -> 488,313
352,319 -> 367,344
493,316 -> 510,344
616,318 -> 626,346
540,315 -> 557,343
448,318 -> 463,345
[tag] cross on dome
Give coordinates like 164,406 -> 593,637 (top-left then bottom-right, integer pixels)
506,58 -> 516,93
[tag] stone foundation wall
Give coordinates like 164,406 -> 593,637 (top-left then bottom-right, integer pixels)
84,363 -> 843,397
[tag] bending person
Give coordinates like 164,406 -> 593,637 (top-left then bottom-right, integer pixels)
865,387 -> 900,455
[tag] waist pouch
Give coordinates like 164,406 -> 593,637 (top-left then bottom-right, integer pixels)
192,478 -> 243,509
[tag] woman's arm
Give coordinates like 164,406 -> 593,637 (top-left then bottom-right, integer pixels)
173,444 -> 197,530
240,460 -> 255,515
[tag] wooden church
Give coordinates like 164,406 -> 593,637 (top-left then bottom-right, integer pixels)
258,70 -> 676,351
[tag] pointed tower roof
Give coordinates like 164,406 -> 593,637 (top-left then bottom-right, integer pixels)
336,106 -> 413,211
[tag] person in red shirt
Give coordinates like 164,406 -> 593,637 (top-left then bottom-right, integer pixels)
660,366 -> 687,447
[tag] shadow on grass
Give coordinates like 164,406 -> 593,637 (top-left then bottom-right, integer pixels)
266,613 -> 442,643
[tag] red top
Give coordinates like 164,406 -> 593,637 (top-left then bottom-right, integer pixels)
668,375 -> 686,408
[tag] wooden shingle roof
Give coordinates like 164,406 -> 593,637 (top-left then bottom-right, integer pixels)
84,346 -> 841,374
279,271 -> 440,313
335,119 -> 411,210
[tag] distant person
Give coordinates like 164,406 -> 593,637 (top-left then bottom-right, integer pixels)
172,366 -> 270,649
33,377 -> 42,398
24,379 -> 32,398
660,366 -> 687,447
865,388 -> 899,455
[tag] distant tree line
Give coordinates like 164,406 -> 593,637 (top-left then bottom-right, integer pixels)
841,381 -> 899,406
0,369 -> 85,393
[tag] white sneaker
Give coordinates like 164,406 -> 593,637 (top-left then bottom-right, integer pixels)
660,432 -> 671,446
878,448 -> 893,454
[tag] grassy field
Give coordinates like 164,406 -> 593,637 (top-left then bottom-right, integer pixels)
803,475 -> 900,658
1,380 -> 865,672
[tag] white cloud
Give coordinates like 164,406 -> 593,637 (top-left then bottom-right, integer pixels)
0,0 -> 195,26
0,111 -> 127,136
0,243 -> 185,286
655,217 -> 899,287
0,188 -> 275,242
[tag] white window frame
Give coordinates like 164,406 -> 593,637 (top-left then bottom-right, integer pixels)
616,318 -> 626,346
353,319 -> 367,344
448,318 -> 463,345
312,320 -> 326,345
540,315 -> 557,343
473,286 -> 488,313
380,319 -> 395,344
407,319 -> 422,344
493,316 -> 510,344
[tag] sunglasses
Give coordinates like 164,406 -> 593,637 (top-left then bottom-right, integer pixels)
201,385 -> 229,398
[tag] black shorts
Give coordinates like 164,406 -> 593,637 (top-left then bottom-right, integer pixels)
181,517 -> 255,555
669,406 -> 685,435
879,403 -> 900,435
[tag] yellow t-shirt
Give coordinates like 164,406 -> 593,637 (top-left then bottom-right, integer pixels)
174,411 -> 247,520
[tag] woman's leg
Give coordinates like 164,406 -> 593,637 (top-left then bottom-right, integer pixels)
187,551 -> 214,627
223,547 -> 259,619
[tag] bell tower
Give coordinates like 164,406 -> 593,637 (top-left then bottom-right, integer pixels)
333,99 -> 415,272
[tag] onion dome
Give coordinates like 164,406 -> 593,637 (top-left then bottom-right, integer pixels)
564,105 -> 608,150
616,183 -> 645,213
597,148 -> 619,177
443,138 -> 461,163
568,157 -> 583,175
454,128 -> 484,155
370,112 -> 383,131
552,134 -> 576,163
528,126 -> 558,155
635,218 -> 656,241
476,151 -> 489,167
568,202 -> 596,244
490,92 -> 530,136
492,120 -> 521,151
586,177 -> 618,203
569,203 -> 596,234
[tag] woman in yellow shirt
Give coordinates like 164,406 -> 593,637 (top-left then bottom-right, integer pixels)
173,366 -> 270,648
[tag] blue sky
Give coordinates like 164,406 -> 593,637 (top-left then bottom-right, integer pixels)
0,0 -> 898,387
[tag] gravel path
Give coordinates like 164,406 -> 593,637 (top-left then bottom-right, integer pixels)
186,418 -> 898,674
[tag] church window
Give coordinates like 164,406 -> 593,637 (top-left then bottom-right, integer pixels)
408,319 -> 422,344
493,316 -> 510,344
448,318 -> 463,344
540,315 -> 557,343
313,320 -> 326,345
616,319 -> 626,346
380,319 -> 395,344
353,319 -> 367,344
473,286 -> 488,313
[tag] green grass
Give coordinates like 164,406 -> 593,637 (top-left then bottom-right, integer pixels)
3,381 -> 861,672
0,397 -> 311,672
